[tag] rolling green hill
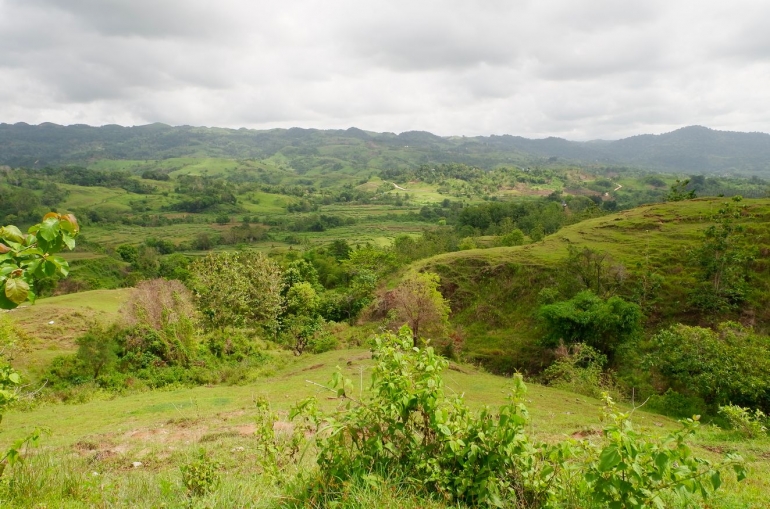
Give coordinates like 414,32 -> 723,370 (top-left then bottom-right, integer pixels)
3,122 -> 770,175
410,197 -> 770,371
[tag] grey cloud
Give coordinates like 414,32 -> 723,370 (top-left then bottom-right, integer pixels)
14,0 -> 233,39
0,0 -> 769,140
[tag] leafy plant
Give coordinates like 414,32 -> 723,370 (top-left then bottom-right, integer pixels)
649,322 -> 770,411
180,449 -> 221,497
540,342 -> 622,400
719,404 -> 768,439
667,179 -> 696,201
0,213 -> 78,475
0,212 -> 79,309
689,202 -> 753,313
538,290 -> 642,357
304,327 -> 745,508
585,396 -> 745,509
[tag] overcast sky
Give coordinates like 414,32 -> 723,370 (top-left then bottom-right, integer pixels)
1,0 -> 769,140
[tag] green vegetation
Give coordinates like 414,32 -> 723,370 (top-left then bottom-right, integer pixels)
1,135 -> 770,507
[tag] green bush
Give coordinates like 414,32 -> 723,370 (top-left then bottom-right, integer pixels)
304,326 -> 745,508
719,405 -> 768,439
650,322 -> 770,412
540,342 -> 623,400
538,290 -> 642,357
189,251 -> 283,331
180,449 -> 221,497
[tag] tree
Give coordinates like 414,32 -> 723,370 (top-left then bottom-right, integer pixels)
120,278 -> 199,366
667,179 -> 696,201
76,323 -> 120,378
538,290 -> 642,357
530,224 -> 545,242
559,246 -> 627,298
188,251 -> 283,331
498,228 -> 524,247
282,281 -> 326,354
116,244 -> 138,264
390,272 -> 450,347
689,202 -> 753,313
328,239 -> 351,260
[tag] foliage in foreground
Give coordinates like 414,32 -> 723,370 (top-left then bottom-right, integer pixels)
0,213 -> 79,475
296,327 -> 746,508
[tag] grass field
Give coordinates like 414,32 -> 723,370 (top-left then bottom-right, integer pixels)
1,343 -> 768,507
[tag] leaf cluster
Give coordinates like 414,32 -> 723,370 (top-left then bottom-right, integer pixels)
0,213 -> 79,309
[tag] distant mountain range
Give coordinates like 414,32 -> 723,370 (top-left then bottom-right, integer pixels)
2,122 -> 770,176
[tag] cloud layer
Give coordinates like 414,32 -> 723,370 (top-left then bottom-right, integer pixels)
1,0 -> 769,139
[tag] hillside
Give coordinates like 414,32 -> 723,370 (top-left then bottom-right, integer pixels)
412,197 -> 770,371
3,123 -> 770,175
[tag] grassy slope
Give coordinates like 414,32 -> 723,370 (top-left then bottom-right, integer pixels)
1,345 -> 767,507
4,289 -> 131,378
412,198 -> 770,369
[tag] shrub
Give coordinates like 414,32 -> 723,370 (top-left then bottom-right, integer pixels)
307,327 -> 745,508
498,228 -> 524,247
650,322 -> 770,412
180,449 -> 220,497
646,389 -> 707,419
120,279 -> 198,366
538,290 -> 642,357
189,251 -> 283,331
540,342 -> 623,400
75,323 -> 120,378
719,405 -> 768,439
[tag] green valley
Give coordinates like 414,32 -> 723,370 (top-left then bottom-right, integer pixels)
1,127 -> 770,508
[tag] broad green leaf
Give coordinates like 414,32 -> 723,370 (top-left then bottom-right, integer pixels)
24,259 -> 41,276
63,235 -> 75,250
42,260 -> 57,277
8,373 -> 20,384
50,255 -> 69,276
38,218 -> 60,242
4,278 -> 29,304
597,446 -> 622,472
